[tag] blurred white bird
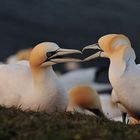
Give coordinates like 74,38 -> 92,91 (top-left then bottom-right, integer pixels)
6,48 -> 32,64
60,67 -> 111,92
0,42 -> 81,113
99,94 -> 121,121
64,62 -> 81,72
83,34 -> 140,124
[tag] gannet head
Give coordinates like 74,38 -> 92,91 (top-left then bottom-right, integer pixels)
68,85 -> 103,117
83,34 -> 136,61
16,48 -> 32,61
29,42 -> 81,68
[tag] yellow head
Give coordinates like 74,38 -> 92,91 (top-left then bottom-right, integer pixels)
98,34 -> 131,55
68,85 -> 103,117
83,34 -> 136,75
29,42 -> 81,69
83,34 -> 135,60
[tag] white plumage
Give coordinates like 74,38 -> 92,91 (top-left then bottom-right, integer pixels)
99,94 -> 121,121
59,67 -> 111,91
0,63 -> 67,112
83,34 -> 140,123
0,42 -> 81,113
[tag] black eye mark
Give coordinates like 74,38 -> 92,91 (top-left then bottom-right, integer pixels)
46,51 -> 55,58
46,51 -> 58,58
46,49 -> 60,58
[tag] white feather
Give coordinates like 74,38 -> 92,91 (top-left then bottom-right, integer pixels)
0,62 -> 68,113
109,49 -> 140,118
60,67 -> 111,91
100,94 -> 121,119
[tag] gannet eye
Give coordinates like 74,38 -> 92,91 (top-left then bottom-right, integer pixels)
46,51 -> 56,58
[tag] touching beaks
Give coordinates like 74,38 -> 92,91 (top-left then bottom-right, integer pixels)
49,48 -> 82,59
47,48 -> 82,64
82,43 -> 107,61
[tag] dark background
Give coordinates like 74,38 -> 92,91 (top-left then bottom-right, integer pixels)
0,0 -> 140,69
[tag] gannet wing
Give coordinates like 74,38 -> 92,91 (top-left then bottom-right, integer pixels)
60,67 -> 112,92
59,67 -> 97,90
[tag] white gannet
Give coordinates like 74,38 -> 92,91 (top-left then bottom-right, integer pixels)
0,42 -> 81,113
59,67 -> 111,92
83,34 -> 140,124
67,85 -> 104,117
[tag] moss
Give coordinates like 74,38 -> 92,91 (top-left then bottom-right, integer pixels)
0,107 -> 139,140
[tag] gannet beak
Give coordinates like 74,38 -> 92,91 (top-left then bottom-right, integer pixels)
82,43 -> 101,51
82,43 -> 108,61
47,48 -> 82,64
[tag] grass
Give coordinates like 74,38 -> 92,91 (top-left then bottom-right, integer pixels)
0,107 -> 140,140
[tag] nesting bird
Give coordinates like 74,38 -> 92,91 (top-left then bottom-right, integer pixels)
67,85 -> 104,117
67,84 -> 122,121
0,42 -> 81,113
83,34 -> 140,124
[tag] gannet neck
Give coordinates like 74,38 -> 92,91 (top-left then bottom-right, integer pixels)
30,66 -> 61,97
109,57 -> 136,84
31,66 -> 56,84
108,46 -> 136,81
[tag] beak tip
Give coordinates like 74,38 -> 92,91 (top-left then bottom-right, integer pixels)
79,51 -> 82,54
77,50 -> 82,54
83,58 -> 89,61
71,49 -> 82,54
82,46 -> 90,52
82,48 -> 85,52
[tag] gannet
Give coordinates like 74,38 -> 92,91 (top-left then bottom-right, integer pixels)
67,85 -> 104,117
60,67 -> 111,92
83,34 -> 140,124
0,42 -> 81,113
6,48 -> 32,64
67,85 -> 122,121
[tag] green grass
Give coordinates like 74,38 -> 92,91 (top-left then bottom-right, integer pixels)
0,107 -> 140,140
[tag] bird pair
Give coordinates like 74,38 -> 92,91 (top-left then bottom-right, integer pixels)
0,34 -> 139,125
